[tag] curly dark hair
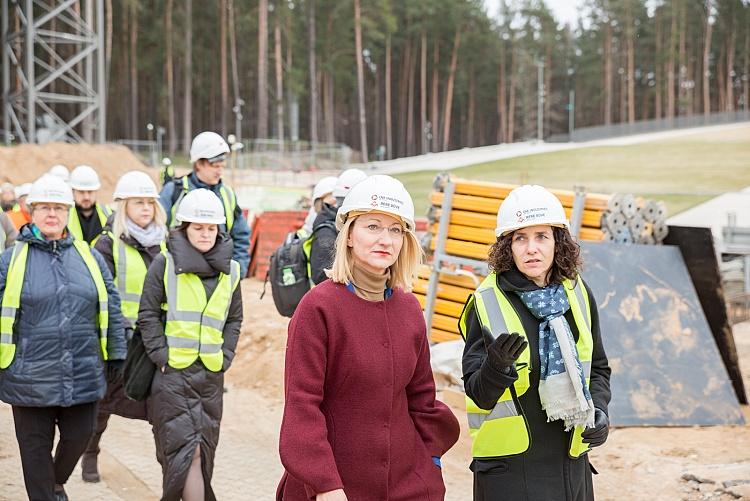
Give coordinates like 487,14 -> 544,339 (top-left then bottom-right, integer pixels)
487,226 -> 582,285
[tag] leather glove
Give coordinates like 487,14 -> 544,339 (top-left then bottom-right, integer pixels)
483,326 -> 527,373
106,360 -> 125,384
581,408 -> 609,448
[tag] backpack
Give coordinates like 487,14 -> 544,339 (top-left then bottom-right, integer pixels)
264,222 -> 335,317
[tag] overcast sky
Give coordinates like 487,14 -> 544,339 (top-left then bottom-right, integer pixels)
483,0 -> 586,28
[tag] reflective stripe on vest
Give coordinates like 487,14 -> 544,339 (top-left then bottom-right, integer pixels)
162,251 -> 240,371
0,240 -> 109,369
459,273 -> 593,459
67,204 -> 112,246
113,238 -> 166,325
170,177 -> 236,232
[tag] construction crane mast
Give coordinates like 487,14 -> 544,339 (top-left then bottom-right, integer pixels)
2,0 -> 106,144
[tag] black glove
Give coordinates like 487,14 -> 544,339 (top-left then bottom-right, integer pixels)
483,327 -> 528,373
581,408 -> 609,448
106,360 -> 125,384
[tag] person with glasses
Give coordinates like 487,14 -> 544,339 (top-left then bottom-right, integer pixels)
277,175 -> 459,501
158,131 -> 251,278
0,174 -> 126,501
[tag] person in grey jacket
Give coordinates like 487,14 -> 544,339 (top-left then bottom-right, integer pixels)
0,174 -> 126,501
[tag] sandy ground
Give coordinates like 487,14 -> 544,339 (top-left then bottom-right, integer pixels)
0,278 -> 748,500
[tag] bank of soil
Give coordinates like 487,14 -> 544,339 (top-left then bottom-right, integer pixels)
232,278 -> 750,500
0,142 -> 150,201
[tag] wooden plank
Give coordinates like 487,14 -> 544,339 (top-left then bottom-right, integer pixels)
414,292 -> 465,318
417,265 -> 482,289
431,328 -> 462,343
413,278 -> 474,304
431,313 -> 460,334
447,177 -> 611,210
429,223 -> 605,244
431,193 -> 604,228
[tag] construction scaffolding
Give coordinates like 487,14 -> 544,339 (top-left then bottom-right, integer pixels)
2,0 -> 106,144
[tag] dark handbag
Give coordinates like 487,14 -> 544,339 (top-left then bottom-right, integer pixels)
123,328 -> 157,401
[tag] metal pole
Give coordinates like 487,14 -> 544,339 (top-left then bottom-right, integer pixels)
745,255 -> 750,295
424,182 -> 456,333
537,59 -> 544,142
568,89 -> 575,139
84,0 -> 94,142
2,0 -> 10,144
25,0 -> 36,143
96,0 -> 106,142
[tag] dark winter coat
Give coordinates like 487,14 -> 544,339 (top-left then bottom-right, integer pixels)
93,229 -> 164,419
462,270 -> 611,501
277,279 -> 460,501
0,225 -> 127,407
308,203 -> 338,285
138,229 -> 243,501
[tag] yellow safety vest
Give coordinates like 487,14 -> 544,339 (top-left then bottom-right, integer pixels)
112,238 -> 166,326
0,240 -> 110,369
67,204 -> 113,246
458,273 -> 593,459
161,250 -> 240,372
170,177 -> 236,231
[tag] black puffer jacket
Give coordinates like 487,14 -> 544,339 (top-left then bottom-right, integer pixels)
309,203 -> 338,285
138,229 -> 243,501
138,229 -> 243,371
93,228 -> 165,419
462,270 -> 611,501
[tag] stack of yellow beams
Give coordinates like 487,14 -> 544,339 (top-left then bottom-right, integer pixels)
412,265 -> 478,342
426,178 -> 611,262
418,177 -> 672,342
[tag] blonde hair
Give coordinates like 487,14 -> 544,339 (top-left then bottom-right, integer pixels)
111,198 -> 168,240
327,215 -> 423,291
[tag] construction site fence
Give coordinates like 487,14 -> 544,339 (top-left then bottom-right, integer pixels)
548,110 -> 750,143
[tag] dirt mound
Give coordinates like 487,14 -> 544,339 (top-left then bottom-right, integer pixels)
226,279 -> 289,402
0,142 -> 151,200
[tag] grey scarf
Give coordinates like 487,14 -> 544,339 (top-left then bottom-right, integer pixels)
125,217 -> 167,248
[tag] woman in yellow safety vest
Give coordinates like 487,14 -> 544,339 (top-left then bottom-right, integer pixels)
460,185 -> 612,501
80,171 -> 168,483
138,188 -> 243,501
0,174 -> 126,501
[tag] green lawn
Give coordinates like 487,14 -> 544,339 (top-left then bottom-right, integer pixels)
395,127 -> 750,218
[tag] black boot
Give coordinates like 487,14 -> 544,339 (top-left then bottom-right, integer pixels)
81,451 -> 100,483
54,484 -> 68,501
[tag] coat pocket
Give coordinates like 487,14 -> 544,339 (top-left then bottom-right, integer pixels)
472,459 -> 528,501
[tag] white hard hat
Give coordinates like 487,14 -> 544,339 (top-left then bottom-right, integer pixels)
14,183 -> 32,199
336,175 -> 415,232
189,131 -> 230,163
312,176 -> 338,202
175,188 -> 226,224
49,164 -> 70,182
69,165 -> 101,190
27,174 -> 74,207
113,171 -> 159,201
495,185 -> 569,237
333,168 -> 368,198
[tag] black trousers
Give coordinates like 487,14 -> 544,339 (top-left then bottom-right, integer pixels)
12,402 -> 98,501
84,411 -> 111,455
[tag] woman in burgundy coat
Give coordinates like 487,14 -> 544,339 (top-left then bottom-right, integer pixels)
277,175 -> 460,501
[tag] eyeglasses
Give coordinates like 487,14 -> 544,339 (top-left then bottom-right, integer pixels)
34,205 -> 69,214
363,223 -> 404,238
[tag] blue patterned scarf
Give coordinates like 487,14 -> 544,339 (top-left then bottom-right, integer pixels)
516,284 -> 594,430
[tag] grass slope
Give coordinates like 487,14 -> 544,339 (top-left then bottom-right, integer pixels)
395,126 -> 750,218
